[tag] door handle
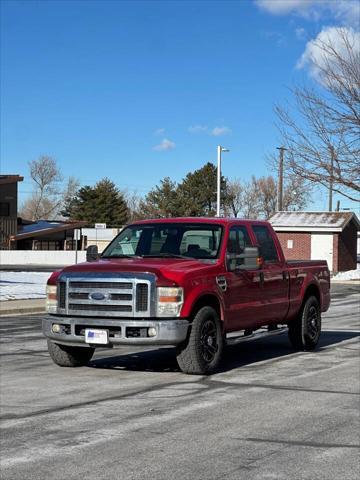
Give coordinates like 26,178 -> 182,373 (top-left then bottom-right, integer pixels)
216,276 -> 227,292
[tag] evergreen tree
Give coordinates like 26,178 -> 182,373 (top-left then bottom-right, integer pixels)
65,178 -> 129,226
177,162 -> 228,216
138,177 -> 181,218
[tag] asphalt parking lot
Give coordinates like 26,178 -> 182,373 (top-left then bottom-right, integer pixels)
0,284 -> 359,480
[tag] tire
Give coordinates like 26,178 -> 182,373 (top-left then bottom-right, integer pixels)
288,295 -> 321,351
47,340 -> 95,367
176,306 -> 223,375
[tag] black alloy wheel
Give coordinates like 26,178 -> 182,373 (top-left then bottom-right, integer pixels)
176,306 -> 224,375
200,318 -> 219,363
288,295 -> 321,351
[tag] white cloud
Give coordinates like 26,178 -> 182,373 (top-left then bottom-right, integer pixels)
211,126 -> 232,137
255,0 -> 360,26
255,0 -> 307,15
261,30 -> 286,46
153,138 -> 176,152
188,125 -> 208,134
297,26 -> 360,83
154,128 -> 165,136
295,27 -> 306,40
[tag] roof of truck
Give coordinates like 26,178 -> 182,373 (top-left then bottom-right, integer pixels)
130,217 -> 269,226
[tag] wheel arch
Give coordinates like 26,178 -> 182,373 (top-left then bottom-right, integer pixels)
189,293 -> 224,324
302,283 -> 321,307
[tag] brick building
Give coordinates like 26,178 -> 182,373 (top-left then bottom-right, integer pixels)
269,211 -> 360,273
0,174 -> 24,249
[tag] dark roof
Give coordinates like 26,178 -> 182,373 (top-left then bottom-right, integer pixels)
11,220 -> 86,241
0,175 -> 24,185
270,211 -> 360,232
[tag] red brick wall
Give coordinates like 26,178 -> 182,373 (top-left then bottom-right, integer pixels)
275,232 -> 311,260
337,222 -> 358,272
275,222 -> 358,272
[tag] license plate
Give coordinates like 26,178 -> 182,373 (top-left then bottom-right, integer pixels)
85,329 -> 108,345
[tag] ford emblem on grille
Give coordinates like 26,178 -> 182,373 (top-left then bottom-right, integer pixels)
89,292 -> 108,301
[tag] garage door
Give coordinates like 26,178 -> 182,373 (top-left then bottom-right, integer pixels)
311,234 -> 333,271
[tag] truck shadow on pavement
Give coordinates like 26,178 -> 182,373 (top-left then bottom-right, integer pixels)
88,329 -> 359,374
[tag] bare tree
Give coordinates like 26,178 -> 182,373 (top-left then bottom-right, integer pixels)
59,176 -> 80,219
224,179 -> 243,217
275,28 -> 360,202
241,179 -> 261,219
225,175 -> 310,220
22,156 -> 63,220
123,189 -> 142,222
253,176 -> 277,219
20,156 -> 80,221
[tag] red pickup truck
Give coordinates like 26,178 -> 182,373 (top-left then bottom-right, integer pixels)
43,218 -> 330,374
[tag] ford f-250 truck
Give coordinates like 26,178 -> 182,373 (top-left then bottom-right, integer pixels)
43,218 -> 330,374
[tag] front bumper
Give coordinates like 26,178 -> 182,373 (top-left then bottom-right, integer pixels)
42,315 -> 190,347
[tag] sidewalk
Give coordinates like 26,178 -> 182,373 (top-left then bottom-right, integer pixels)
0,299 -> 46,316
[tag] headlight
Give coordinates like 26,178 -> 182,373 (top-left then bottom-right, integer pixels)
46,285 -> 58,313
157,287 -> 184,317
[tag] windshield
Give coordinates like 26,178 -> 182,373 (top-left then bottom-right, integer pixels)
102,223 -> 223,260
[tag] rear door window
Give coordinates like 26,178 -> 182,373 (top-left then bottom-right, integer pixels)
252,225 -> 279,262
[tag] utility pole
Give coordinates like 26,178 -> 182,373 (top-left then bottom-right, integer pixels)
276,146 -> 287,212
329,145 -> 334,212
216,145 -> 229,217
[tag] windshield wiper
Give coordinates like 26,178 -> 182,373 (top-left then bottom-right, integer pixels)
142,253 -> 189,259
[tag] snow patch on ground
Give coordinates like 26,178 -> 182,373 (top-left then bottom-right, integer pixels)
0,272 -> 52,301
332,267 -> 360,281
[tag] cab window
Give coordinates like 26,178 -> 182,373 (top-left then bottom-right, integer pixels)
227,226 -> 252,269
252,225 -> 279,262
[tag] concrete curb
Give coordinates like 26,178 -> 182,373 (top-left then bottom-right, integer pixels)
0,299 -> 46,316
331,280 -> 360,285
0,306 -> 46,316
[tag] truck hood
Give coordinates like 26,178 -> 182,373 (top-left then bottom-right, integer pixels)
60,257 -> 220,285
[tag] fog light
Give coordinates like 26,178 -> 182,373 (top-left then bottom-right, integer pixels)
52,324 -> 61,333
148,327 -> 157,337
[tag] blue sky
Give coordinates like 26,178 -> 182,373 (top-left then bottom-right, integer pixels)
1,0 -> 358,211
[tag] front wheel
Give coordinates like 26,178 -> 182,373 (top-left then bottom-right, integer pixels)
47,340 -> 95,367
176,306 -> 223,375
288,295 -> 321,351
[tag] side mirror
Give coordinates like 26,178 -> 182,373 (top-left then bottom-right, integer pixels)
86,245 -> 99,262
227,246 -> 263,271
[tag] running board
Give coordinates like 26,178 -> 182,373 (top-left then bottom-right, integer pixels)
226,327 -> 288,346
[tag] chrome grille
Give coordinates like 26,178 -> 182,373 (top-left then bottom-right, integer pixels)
70,281 -> 132,289
68,304 -> 132,312
58,282 -> 66,308
56,273 -> 155,318
136,284 -> 149,312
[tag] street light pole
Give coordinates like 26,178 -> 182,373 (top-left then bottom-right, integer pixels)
276,146 -> 287,212
216,145 -> 229,217
329,145 -> 334,212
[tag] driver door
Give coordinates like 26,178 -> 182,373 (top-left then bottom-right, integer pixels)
223,225 -> 264,331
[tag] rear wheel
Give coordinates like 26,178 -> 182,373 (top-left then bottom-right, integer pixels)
288,295 -> 321,351
176,306 -> 223,375
47,340 -> 95,367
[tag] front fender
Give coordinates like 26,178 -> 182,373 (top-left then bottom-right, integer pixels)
180,279 -> 225,322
